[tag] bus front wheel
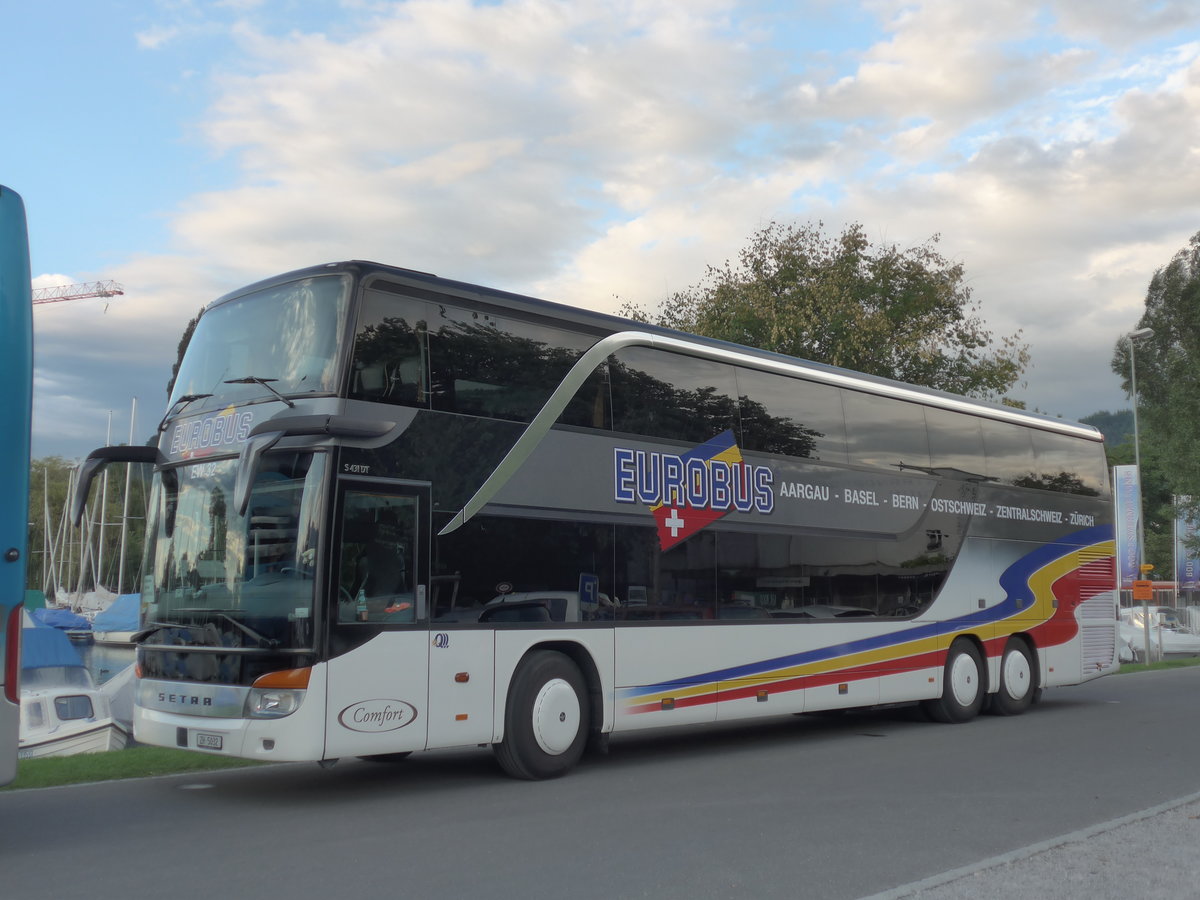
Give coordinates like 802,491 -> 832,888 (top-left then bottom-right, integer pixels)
923,640 -> 985,724
494,650 -> 588,780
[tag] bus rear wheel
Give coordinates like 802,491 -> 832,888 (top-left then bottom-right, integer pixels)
923,640 -> 985,724
494,650 -> 588,780
990,639 -> 1036,716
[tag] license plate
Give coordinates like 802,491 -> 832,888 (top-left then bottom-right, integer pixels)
195,732 -> 223,751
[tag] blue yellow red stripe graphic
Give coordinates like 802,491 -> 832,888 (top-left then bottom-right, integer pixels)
620,525 -> 1115,715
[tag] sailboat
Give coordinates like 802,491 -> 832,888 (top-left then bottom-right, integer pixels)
91,593 -> 141,645
40,400 -> 146,632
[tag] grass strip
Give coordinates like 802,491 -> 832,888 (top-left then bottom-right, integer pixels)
3,745 -> 262,791
1117,656 -> 1200,675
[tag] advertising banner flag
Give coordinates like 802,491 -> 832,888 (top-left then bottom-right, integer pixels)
1113,465 -> 1141,589
1174,496 -> 1200,590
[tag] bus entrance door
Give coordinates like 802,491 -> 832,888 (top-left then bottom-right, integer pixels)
323,482 -> 431,759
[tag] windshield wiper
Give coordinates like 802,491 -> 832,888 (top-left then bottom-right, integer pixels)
156,393 -> 213,433
224,375 -> 296,408
131,621 -> 176,644
134,615 -> 279,650
218,613 -> 280,649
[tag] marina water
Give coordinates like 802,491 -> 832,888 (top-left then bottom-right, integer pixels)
77,642 -> 135,686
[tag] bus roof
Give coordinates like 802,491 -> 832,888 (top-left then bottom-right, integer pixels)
211,260 -> 1103,443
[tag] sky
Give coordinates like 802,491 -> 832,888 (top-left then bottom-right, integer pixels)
5,0 -> 1200,460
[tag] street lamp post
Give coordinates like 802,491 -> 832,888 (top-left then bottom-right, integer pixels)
1127,326 -> 1154,660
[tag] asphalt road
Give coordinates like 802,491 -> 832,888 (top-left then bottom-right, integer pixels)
4,667 -> 1199,900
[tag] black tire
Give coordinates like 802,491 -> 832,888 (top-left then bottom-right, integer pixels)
922,639 -> 985,724
356,751 -> 413,763
989,639 -> 1036,716
494,650 -> 588,780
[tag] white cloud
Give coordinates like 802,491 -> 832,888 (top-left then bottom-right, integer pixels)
1050,0 -> 1200,47
135,25 -> 182,50
29,0 -> 1200,457
31,273 -> 78,291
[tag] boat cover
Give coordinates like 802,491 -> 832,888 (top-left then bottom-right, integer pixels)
31,607 -> 92,632
21,624 -> 85,670
92,593 -> 140,632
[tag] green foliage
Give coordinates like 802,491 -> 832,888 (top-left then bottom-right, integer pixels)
1080,409 -> 1134,448
3,746 -> 261,791
1112,229 -> 1200,555
622,221 -> 1029,399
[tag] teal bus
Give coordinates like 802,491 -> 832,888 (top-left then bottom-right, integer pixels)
0,185 -> 32,785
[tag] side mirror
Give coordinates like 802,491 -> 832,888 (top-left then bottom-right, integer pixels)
233,431 -> 285,517
71,445 -> 159,527
233,414 -> 398,517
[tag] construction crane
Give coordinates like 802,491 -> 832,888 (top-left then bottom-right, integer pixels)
32,280 -> 124,305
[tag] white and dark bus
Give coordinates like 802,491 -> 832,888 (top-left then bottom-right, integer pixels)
75,261 -> 1117,779
0,185 -> 33,786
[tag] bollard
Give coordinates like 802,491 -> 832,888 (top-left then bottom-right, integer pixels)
1143,600 -> 1153,664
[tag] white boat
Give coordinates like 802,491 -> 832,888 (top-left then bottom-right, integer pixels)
18,621 -> 130,758
1119,606 -> 1200,661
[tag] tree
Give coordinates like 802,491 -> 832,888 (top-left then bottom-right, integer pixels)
622,221 -> 1029,399
1079,409 -> 1134,448
1111,230 -> 1200,565
166,306 -> 205,398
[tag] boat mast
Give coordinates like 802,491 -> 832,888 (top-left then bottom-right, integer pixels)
97,411 -> 111,590
41,466 -> 56,598
116,398 -> 136,595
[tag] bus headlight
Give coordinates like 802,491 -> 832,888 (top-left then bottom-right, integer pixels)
246,667 -> 311,719
246,688 -> 306,719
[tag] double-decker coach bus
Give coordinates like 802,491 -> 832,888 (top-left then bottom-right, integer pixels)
0,185 -> 33,786
73,260 -> 1117,779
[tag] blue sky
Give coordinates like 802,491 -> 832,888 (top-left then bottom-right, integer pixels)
5,0 -> 1200,458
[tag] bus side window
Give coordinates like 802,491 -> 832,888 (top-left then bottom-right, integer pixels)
557,362 -> 612,431
337,491 -> 417,624
842,391 -> 931,471
981,419 -> 1037,487
734,368 -> 847,462
426,304 -> 596,423
609,348 -> 740,444
1030,430 -> 1106,496
350,290 -> 430,407
925,407 -> 987,481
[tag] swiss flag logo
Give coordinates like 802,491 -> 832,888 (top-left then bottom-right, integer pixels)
650,430 -> 745,551
652,503 -> 728,551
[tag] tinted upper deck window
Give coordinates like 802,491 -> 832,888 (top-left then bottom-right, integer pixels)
733,368 -> 847,462
924,406 -> 988,482
841,391 -> 931,472
1030,429 -> 1108,497
609,348 -> 740,443
980,419 -> 1037,487
351,286 -> 597,423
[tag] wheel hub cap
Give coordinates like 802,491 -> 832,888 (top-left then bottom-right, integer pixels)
950,653 -> 979,707
1003,649 -> 1031,700
531,678 -> 581,755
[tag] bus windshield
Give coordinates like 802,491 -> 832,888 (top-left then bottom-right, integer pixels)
142,453 -> 327,650
168,273 -> 351,412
